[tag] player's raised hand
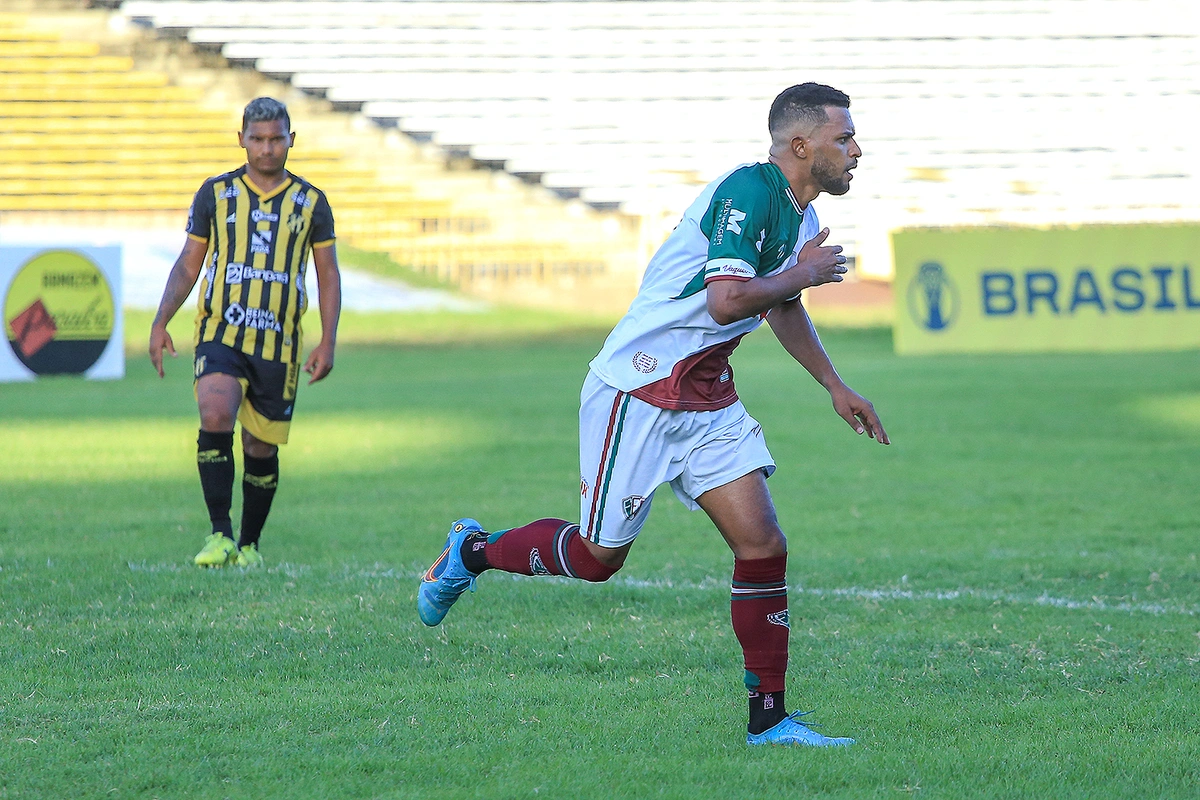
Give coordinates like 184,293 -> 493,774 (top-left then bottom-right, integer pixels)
149,325 -> 176,378
796,227 -> 848,288
303,340 -> 335,384
829,384 -> 890,445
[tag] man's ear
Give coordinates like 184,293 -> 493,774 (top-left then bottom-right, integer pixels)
792,135 -> 807,159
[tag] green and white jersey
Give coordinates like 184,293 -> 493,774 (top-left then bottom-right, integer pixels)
589,162 -> 818,410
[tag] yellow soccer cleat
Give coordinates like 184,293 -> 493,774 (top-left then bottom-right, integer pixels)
194,533 -> 237,568
235,544 -> 263,569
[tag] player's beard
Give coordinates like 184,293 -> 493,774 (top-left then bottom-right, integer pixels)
812,152 -> 853,196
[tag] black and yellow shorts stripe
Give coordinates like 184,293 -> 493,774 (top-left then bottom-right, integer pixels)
193,340 -> 299,445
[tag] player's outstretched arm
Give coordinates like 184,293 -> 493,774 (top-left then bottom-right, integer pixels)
303,244 -> 342,384
766,298 -> 889,444
706,228 -> 847,325
149,237 -> 208,378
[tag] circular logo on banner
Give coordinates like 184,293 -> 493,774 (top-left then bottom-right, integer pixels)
3,250 -> 115,375
907,261 -> 958,332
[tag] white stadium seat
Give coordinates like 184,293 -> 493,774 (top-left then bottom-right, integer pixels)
119,0 -> 1200,275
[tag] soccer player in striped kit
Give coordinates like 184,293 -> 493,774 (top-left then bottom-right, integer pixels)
418,83 -> 888,746
150,97 -> 341,569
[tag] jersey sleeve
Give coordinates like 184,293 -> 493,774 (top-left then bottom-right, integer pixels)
700,170 -> 774,284
310,191 -> 335,248
185,180 -> 215,242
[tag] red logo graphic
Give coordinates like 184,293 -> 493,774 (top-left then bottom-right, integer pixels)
9,298 -> 57,358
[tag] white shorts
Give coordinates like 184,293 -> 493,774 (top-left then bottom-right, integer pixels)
578,370 -> 776,547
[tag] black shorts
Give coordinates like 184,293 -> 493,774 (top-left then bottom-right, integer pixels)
193,341 -> 300,445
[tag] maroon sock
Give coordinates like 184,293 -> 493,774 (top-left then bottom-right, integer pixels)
731,554 -> 789,695
484,518 -> 618,582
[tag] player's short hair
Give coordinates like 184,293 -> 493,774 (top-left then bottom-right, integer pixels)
242,97 -> 290,132
768,83 -> 851,143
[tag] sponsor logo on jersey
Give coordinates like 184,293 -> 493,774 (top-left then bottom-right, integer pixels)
632,351 -> 658,373
755,229 -> 766,252
529,548 -> 551,575
719,369 -> 730,383
241,307 -> 282,332
581,478 -> 589,496
251,209 -> 279,223
224,303 -> 246,326
251,231 -> 273,254
622,495 -> 645,520
225,262 -> 289,285
719,264 -> 755,279
225,212 -> 237,224
766,610 -> 790,629
219,185 -> 240,200
222,304 -> 282,332
726,208 -> 746,235
290,190 -> 311,208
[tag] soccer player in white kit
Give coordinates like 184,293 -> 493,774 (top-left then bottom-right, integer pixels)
418,83 -> 889,747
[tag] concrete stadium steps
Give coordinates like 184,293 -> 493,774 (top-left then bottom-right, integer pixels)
114,0 -> 1200,279
0,3 -> 642,311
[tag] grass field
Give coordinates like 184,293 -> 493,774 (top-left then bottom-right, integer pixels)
1,310 -> 1197,799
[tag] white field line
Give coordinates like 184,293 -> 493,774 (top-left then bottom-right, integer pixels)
118,561 -> 1200,618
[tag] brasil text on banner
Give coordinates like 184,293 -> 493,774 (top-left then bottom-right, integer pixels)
891,223 -> 1200,355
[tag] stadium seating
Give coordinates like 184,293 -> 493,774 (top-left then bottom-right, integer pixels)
116,0 -> 1200,277
0,5 -> 641,309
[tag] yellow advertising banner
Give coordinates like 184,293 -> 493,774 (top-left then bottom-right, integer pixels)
892,224 -> 1200,354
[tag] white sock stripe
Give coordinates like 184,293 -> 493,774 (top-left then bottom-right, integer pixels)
555,523 -> 579,579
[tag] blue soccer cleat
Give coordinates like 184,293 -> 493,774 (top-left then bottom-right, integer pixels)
746,711 -> 856,747
417,518 -> 484,626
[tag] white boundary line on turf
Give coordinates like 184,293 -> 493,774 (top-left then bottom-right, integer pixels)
610,577 -> 1198,618
121,562 -> 1198,618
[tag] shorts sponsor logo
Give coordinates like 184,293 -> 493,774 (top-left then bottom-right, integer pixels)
766,610 -> 790,629
251,209 -> 279,223
622,495 -> 645,520
529,548 -> 551,575
632,351 -> 658,373
194,355 -> 206,378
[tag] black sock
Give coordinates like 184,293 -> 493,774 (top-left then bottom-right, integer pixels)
748,690 -> 787,734
196,430 -> 235,538
239,452 -> 279,549
459,531 -> 491,574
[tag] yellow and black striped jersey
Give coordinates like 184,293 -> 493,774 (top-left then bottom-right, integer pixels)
186,166 -> 335,364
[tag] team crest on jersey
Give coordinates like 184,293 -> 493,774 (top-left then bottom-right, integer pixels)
287,212 -> 307,234
529,548 -> 551,576
622,495 -> 645,520
766,610 -> 790,629
632,351 -> 658,373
